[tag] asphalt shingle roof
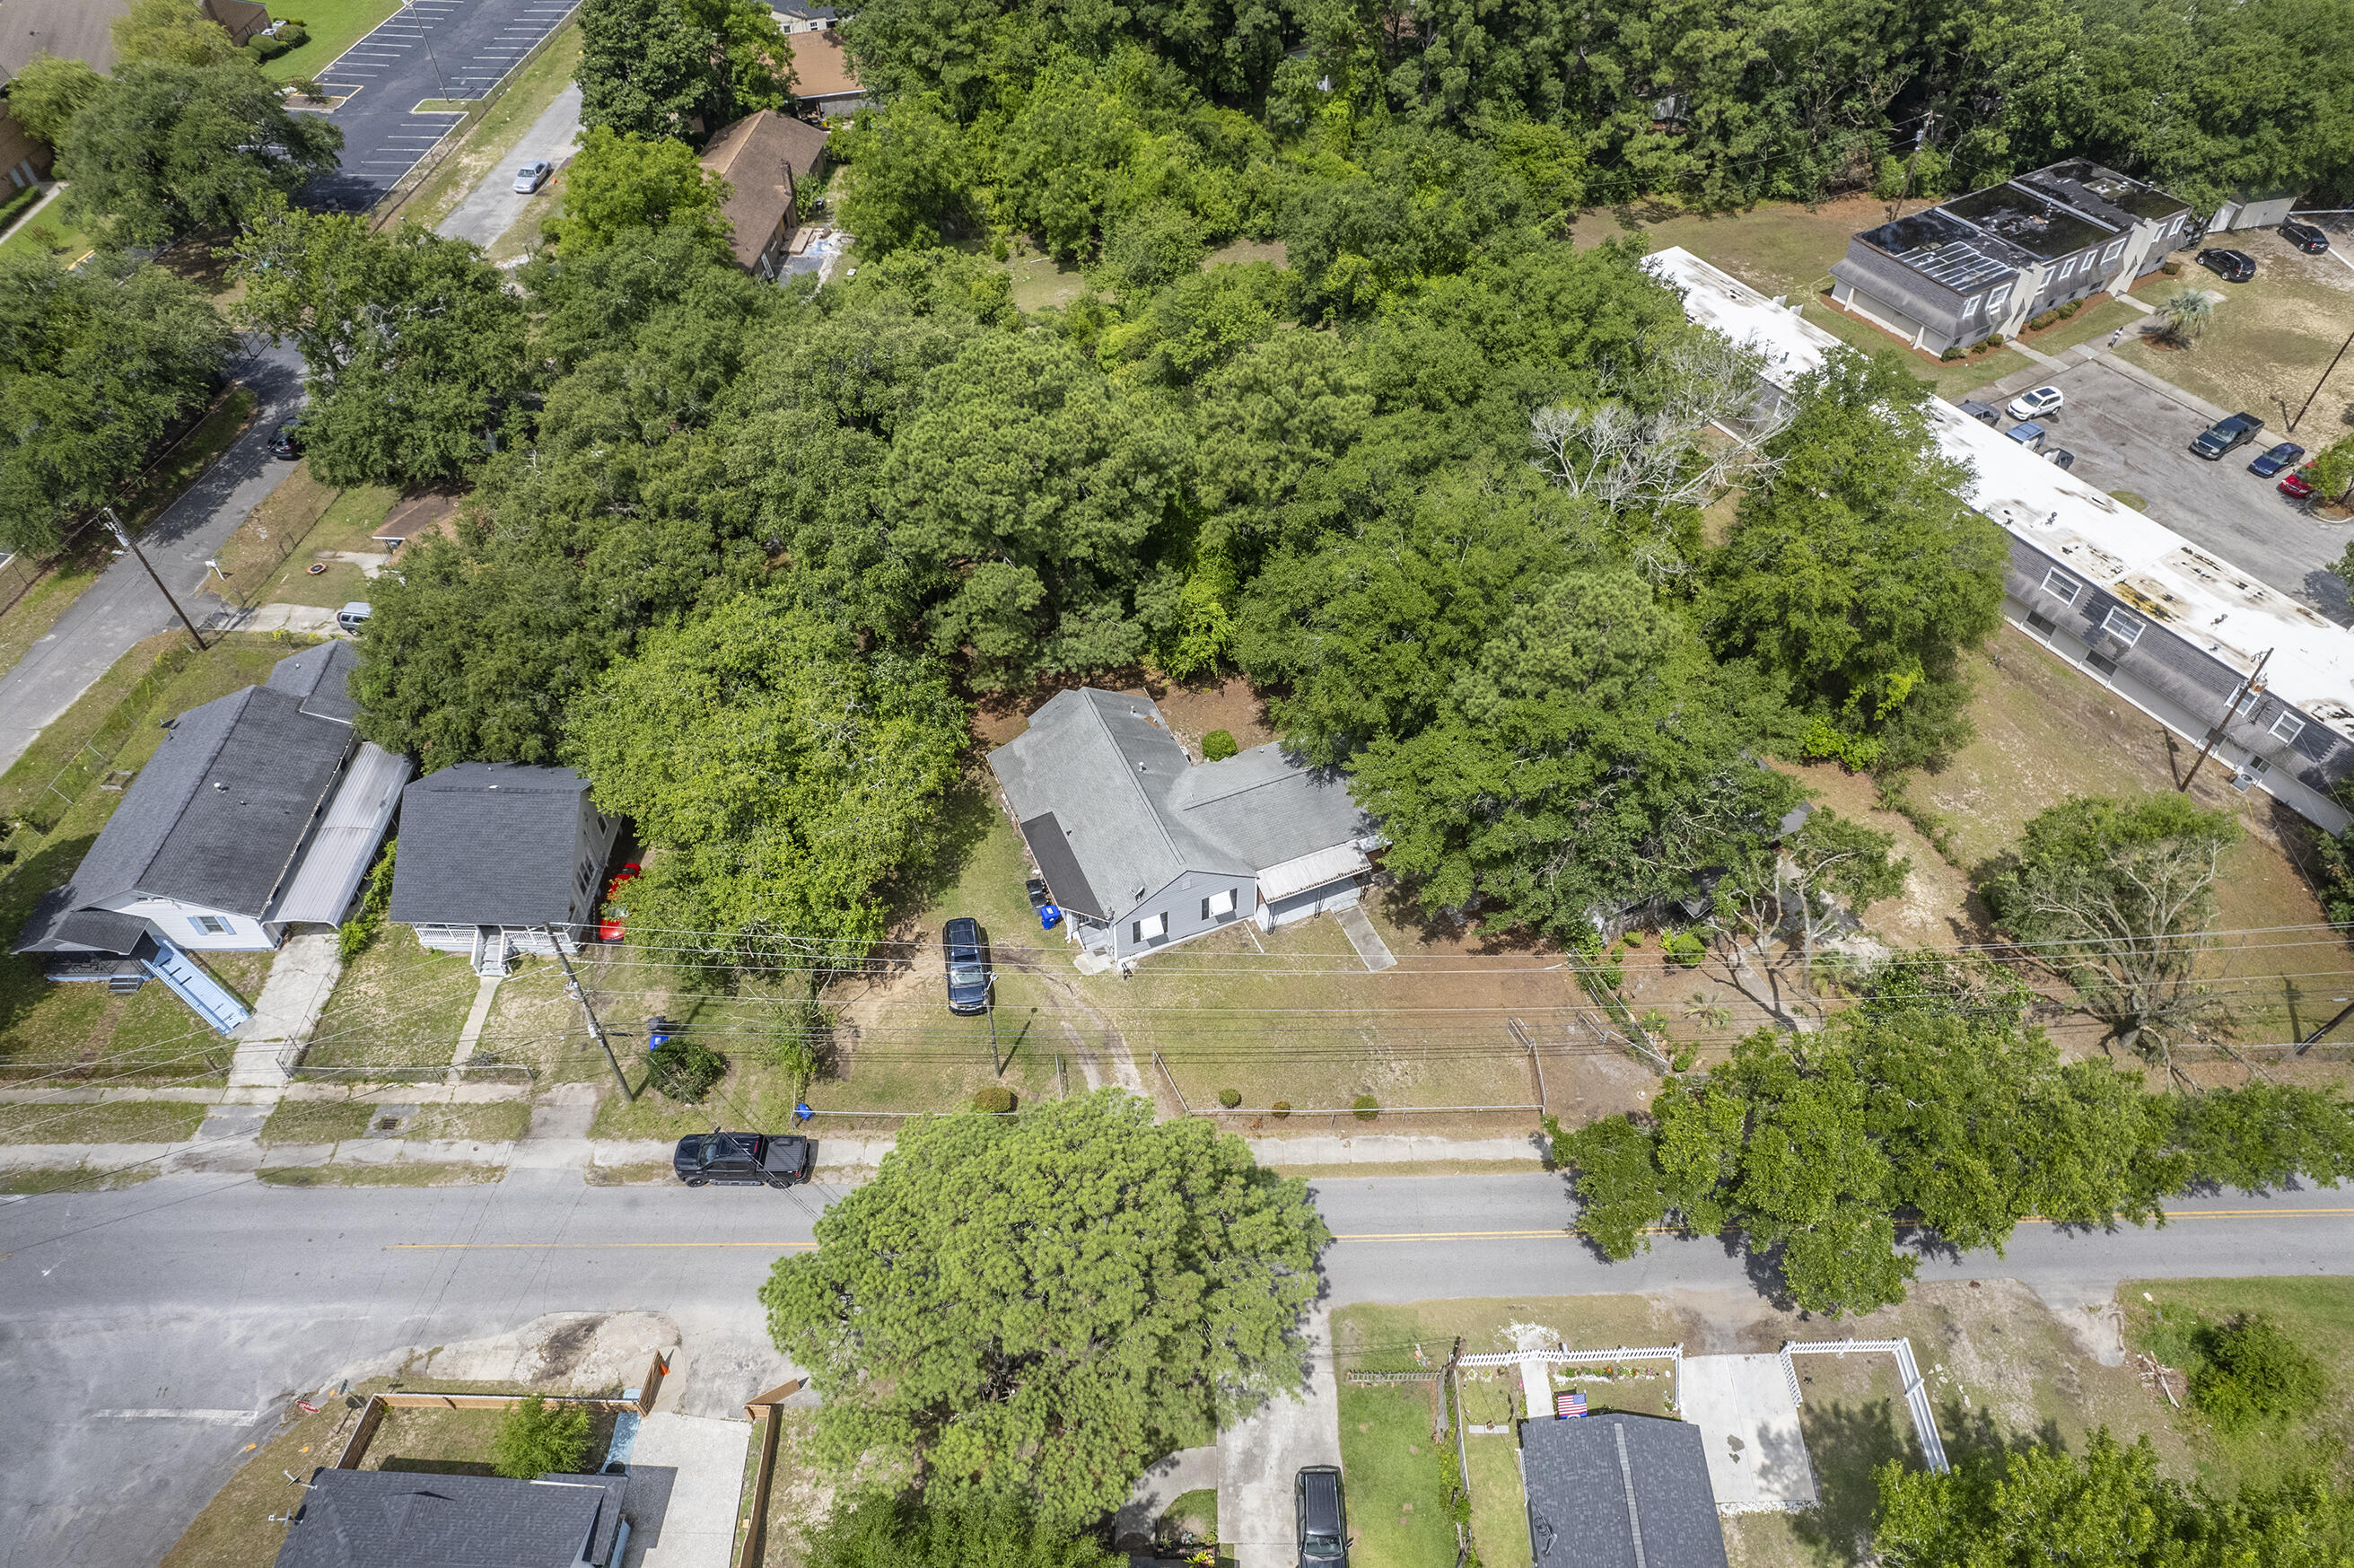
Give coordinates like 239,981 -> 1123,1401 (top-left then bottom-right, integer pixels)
385,764 -> 598,928
1521,1414 -> 1729,1568
271,1467 -> 629,1568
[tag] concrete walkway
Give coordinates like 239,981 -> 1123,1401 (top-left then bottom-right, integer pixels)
1247,1132 -> 1545,1165
1115,1446 -> 1220,1547
437,83 -> 582,248
623,1412 -> 753,1568
1221,1306 -> 1343,1568
229,933 -> 344,1088
0,341 -> 304,775
232,603 -> 340,635
1335,904 -> 1396,972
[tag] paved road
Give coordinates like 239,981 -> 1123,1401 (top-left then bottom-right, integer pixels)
2,1169 -> 2347,1568
310,0 -> 578,212
0,342 -> 304,777
436,82 -> 581,246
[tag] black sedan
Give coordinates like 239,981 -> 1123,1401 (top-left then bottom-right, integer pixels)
268,422 -> 302,460
672,1130 -> 813,1187
2282,220 -> 2332,254
2197,248 -> 2257,282
2249,442 -> 2306,477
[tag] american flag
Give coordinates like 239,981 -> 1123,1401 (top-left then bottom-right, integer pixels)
1556,1389 -> 1588,1419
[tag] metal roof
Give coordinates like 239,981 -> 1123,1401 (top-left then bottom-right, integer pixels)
273,743 -> 411,925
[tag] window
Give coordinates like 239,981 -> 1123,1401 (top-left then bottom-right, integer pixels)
188,915 -> 230,935
1989,284 -> 2012,310
1202,889 -> 1237,920
2100,608 -> 2144,646
2271,711 -> 2307,745
1132,912 -> 1167,942
1962,293 -> 1983,320
2235,686 -> 2262,717
2104,239 -> 2127,262
2042,568 -> 2080,605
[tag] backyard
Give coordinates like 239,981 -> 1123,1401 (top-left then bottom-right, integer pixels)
2113,227 -> 2354,430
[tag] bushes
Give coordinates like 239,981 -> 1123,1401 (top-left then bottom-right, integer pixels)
1271,1100 -> 1291,1118
492,1397 -> 591,1478
1940,346 -> 1965,361
1662,930 -> 1707,968
971,1083 -> 1017,1114
1218,1088 -> 1242,1108
647,1038 -> 728,1102
2191,1313 -> 2328,1433
246,20 -> 309,62
1202,729 -> 1238,761
1352,1094 -> 1378,1121
337,837 -> 397,962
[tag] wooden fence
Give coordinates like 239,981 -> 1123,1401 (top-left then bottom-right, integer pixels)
335,1350 -> 669,1470
734,1380 -> 803,1568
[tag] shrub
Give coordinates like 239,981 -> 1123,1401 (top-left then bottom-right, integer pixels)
2028,311 -> 2055,331
1662,930 -> 1707,968
2163,258 -> 2183,276
2060,299 -> 2083,318
1271,1100 -> 1291,1118
493,1397 -> 591,1478
337,837 -> 397,962
247,20 -> 310,61
2192,1313 -> 2327,1433
1352,1094 -> 1378,1121
1670,1046 -> 1697,1073
1202,729 -> 1238,761
1940,346 -> 1965,361
1218,1088 -> 1242,1108
972,1083 -> 1017,1114
647,1038 -> 727,1102
1985,334 -> 2005,348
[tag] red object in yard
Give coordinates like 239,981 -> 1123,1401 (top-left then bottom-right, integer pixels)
599,862 -> 642,942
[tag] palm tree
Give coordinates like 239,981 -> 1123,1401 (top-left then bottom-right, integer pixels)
2156,285 -> 2214,347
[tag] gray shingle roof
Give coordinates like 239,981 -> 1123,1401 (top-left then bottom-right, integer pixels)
1521,1414 -> 1728,1568
266,640 -> 361,725
386,764 -> 597,928
987,689 -> 1371,924
271,1467 -> 629,1568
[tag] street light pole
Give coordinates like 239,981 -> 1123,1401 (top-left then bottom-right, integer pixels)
102,506 -> 208,652
2291,328 -> 2354,434
404,0 -> 449,98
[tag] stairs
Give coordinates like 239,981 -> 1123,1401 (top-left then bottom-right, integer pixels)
107,973 -> 146,994
468,926 -> 513,978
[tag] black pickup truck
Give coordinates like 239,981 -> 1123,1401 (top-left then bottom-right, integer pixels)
671,1131 -> 815,1188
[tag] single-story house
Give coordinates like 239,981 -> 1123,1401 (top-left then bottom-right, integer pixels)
386,763 -> 620,977
987,688 -> 1378,967
1521,1412 -> 1730,1568
768,0 -> 839,31
698,109 -> 829,279
272,1467 -> 631,1568
1829,160 -> 2192,355
13,644 -> 409,1033
782,29 -> 864,115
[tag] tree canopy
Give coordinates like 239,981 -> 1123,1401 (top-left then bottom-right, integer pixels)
58,61 -> 342,246
8,55 -> 104,145
801,1493 -> 1121,1568
761,1091 -> 1328,1530
576,0 -> 792,143
546,126 -> 732,253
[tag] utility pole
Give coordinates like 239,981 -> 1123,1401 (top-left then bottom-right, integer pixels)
1432,1335 -> 1463,1441
547,925 -> 634,1099
987,995 -> 1001,1076
2297,997 -> 2354,1055
2291,328 -> 2354,434
404,0 -> 450,98
102,506 -> 207,652
2179,648 -> 2270,793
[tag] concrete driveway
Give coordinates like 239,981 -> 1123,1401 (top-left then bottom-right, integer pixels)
1221,1305 -> 1342,1568
1963,349 -> 2354,624
436,82 -> 581,247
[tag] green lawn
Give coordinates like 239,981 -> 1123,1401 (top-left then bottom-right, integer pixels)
0,1100 -> 204,1143
2123,1278 -> 2354,1498
258,1099 -> 375,1145
241,480 -> 400,610
0,198 -> 92,267
305,938 -> 485,1072
260,0 -> 405,82
1335,1381 -> 1464,1568
2113,232 -> 2354,425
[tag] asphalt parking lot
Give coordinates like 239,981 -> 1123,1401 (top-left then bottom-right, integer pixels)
1966,351 -> 2354,625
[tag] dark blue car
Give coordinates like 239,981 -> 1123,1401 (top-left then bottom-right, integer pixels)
2249,442 -> 2306,477
944,917 -> 992,1014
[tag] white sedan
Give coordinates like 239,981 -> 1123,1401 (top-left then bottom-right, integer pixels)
2007,385 -> 2064,420
512,159 -> 555,194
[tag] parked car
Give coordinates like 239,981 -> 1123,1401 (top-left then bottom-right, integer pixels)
2044,448 -> 2076,470
599,861 -> 642,942
2282,220 -> 2332,254
2006,420 -> 2046,448
1295,1467 -> 1349,1566
1956,400 -> 2000,426
336,601 -> 372,635
2196,248 -> 2257,282
2007,385 -> 2064,420
943,916 -> 992,1014
268,422 -> 302,460
513,159 -> 554,193
2249,442 -> 2306,477
2280,467 -> 2317,500
671,1130 -> 814,1188
2192,411 -> 2264,460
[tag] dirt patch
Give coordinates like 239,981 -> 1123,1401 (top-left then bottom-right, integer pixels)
1154,675 -> 1278,758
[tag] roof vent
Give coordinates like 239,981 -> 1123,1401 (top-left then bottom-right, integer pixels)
214,782 -> 227,791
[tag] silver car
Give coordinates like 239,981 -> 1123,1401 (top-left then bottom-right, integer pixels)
513,159 -> 554,194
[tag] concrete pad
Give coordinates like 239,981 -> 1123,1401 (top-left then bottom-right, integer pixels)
1115,1445 -> 1219,1548
238,603 -> 340,635
1221,1307 -> 1341,1568
623,1413 -> 753,1568
1335,905 -> 1396,972
1247,1133 -> 1546,1165
233,933 -> 345,1086
1676,1353 -> 1816,1513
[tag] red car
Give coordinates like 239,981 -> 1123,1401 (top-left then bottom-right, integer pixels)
2280,468 -> 2316,500
599,862 -> 642,942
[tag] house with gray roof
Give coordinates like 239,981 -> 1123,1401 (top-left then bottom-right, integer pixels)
1521,1412 -> 1730,1568
1829,160 -> 2192,355
987,688 -> 1377,966
13,644 -> 409,1032
386,763 -> 620,977
271,1467 -> 631,1568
